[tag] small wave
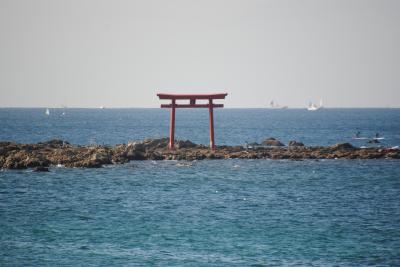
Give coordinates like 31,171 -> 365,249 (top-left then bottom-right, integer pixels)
176,162 -> 193,167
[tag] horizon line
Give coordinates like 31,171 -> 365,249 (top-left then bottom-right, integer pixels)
0,106 -> 399,109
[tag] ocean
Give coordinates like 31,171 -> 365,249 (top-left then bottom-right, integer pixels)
1,108 -> 400,266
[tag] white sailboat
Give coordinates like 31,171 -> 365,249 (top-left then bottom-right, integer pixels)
307,99 -> 323,111
45,108 -> 50,116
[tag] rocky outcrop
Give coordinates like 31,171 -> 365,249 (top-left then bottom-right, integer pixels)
262,138 -> 285,147
0,138 -> 398,170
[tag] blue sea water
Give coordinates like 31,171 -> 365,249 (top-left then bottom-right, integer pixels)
1,108 -> 400,266
1,108 -> 400,147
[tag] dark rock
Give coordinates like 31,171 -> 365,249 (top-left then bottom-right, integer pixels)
38,139 -> 69,147
126,150 -> 146,160
25,155 -> 50,168
0,141 -> 14,147
126,141 -> 146,152
4,152 -> 28,169
330,143 -> 355,150
145,152 -> 164,160
90,150 -> 110,164
0,142 -> 19,155
262,138 -> 285,147
386,152 -> 400,159
33,166 -> 49,172
111,155 -> 129,164
288,140 -> 304,147
142,138 -> 169,150
206,152 -> 216,159
175,140 -> 197,149
74,159 -> 103,168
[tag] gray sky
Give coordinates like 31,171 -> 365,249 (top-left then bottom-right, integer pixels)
0,0 -> 399,108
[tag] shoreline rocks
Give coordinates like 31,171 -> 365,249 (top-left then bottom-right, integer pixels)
0,138 -> 399,170
288,140 -> 304,147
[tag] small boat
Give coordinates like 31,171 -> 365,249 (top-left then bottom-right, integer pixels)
373,133 -> 384,140
99,106 -> 105,109
353,131 -> 385,141
352,131 -> 367,139
307,99 -> 323,111
45,108 -> 50,116
269,101 -> 288,109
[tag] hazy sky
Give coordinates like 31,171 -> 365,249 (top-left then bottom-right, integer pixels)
0,0 -> 399,108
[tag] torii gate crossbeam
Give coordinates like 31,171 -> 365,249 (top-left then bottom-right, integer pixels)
157,93 -> 228,150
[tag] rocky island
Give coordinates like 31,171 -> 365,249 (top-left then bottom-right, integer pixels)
0,138 -> 399,170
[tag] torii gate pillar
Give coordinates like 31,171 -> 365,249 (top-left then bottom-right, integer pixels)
157,93 -> 228,150
208,99 -> 215,149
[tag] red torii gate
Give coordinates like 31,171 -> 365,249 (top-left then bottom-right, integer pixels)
157,93 -> 228,150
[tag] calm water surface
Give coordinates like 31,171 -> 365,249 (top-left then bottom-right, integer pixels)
1,108 -> 400,146
1,108 -> 400,266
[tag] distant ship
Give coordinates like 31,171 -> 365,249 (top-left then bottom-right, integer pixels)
269,101 -> 288,109
99,106 -> 105,109
307,99 -> 323,111
45,108 -> 50,115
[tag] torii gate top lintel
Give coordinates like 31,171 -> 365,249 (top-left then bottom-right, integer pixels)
157,92 -> 228,150
157,93 -> 228,100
